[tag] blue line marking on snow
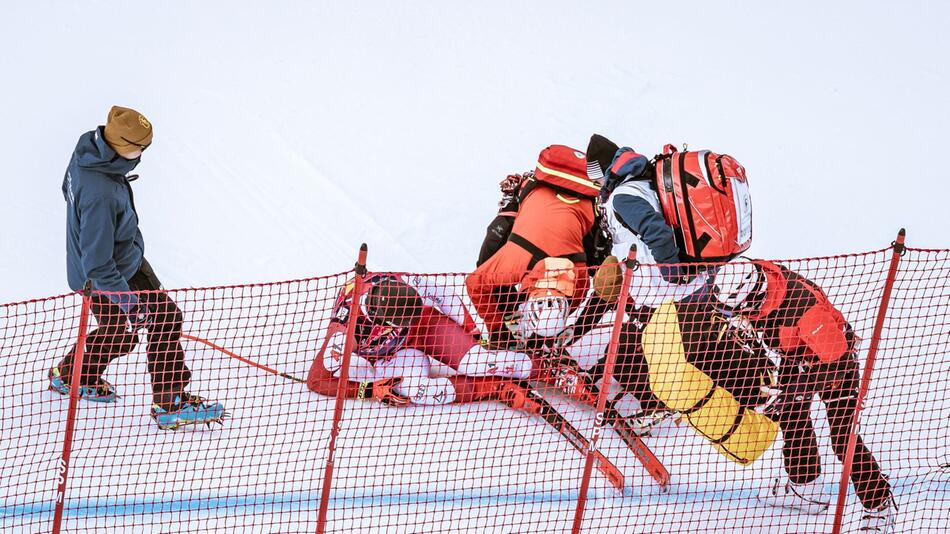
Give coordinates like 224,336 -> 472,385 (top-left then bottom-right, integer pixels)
3,478 -> 947,519
5,491 -> 575,519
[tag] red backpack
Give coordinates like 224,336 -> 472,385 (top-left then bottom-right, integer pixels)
533,145 -> 601,198
654,144 -> 752,262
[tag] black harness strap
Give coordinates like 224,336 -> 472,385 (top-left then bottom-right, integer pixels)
680,386 -> 716,416
710,413 -> 744,446
509,233 -> 587,270
680,385 -> 745,447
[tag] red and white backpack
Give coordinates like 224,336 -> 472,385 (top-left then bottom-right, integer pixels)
533,144 -> 601,199
654,144 -> 753,262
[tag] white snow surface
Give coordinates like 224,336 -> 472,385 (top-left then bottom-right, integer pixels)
1,1 -> 949,303
1,2 -> 948,533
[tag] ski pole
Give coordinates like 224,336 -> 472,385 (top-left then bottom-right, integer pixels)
182,333 -> 306,383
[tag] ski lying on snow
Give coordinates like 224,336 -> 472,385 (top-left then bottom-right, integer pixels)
517,381 -> 625,491
603,401 -> 670,490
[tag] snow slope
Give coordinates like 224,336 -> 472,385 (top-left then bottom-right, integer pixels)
1,1 -> 949,303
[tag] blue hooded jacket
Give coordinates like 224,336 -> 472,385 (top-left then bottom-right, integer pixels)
62,126 -> 144,311
600,147 -> 681,264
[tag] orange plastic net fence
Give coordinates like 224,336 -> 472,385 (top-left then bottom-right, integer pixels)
0,246 -> 946,533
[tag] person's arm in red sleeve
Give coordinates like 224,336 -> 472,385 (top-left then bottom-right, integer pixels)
465,268 -> 523,335
796,305 -> 849,363
307,322 -> 364,398
307,322 -> 410,406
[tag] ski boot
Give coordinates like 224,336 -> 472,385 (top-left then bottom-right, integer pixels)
757,477 -> 831,515
859,495 -> 897,533
151,393 -> 227,430
534,352 -> 598,405
48,366 -> 117,403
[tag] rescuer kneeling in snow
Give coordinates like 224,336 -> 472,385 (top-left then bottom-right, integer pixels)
712,259 -> 896,532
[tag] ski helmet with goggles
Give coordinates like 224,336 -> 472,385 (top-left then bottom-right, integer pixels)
712,260 -> 766,313
365,278 -> 423,327
520,292 -> 569,338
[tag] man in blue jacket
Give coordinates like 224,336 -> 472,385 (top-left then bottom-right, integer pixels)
53,106 -> 225,430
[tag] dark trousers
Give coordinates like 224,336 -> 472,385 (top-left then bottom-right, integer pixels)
774,356 -> 892,510
59,259 -> 191,405
610,318 -> 665,412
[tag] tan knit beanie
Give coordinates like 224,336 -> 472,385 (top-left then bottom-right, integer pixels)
103,106 -> 152,154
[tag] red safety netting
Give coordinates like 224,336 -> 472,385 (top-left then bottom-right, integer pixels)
0,243 -> 947,533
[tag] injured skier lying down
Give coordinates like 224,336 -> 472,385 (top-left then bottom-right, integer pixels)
306,271 -> 564,412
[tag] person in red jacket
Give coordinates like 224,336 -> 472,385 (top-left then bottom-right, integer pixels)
712,259 -> 896,532
306,273 -> 542,413
467,145 -> 600,348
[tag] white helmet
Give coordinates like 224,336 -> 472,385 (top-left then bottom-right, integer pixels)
521,294 -> 569,338
712,260 -> 766,312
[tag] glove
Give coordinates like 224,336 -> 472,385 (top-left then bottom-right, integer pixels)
127,303 -> 153,331
592,256 -> 622,303
756,383 -> 814,417
502,311 -> 526,342
497,173 -> 526,208
481,327 -> 522,351
551,364 -> 598,405
357,378 -> 410,407
499,173 -> 525,195
756,363 -> 835,417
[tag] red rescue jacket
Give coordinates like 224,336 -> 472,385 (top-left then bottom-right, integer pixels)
748,261 -> 852,364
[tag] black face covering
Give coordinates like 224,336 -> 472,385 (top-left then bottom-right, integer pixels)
586,133 -> 619,176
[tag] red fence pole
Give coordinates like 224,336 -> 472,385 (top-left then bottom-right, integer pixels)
52,281 -> 93,534
831,229 -> 906,534
316,244 -> 368,534
572,245 -> 639,534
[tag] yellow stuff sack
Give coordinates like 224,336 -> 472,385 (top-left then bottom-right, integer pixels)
641,301 -> 779,465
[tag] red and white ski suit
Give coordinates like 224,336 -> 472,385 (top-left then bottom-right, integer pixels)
307,273 -> 533,405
